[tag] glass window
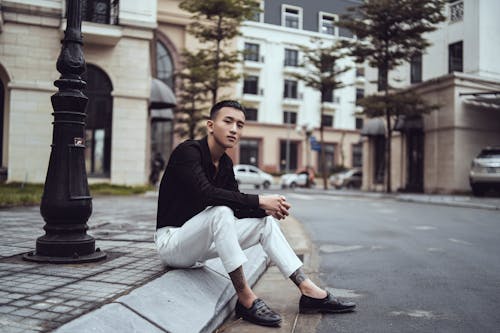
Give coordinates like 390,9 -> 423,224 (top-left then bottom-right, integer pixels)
284,49 -> 299,67
320,14 -> 336,35
82,64 -> 113,177
156,41 -> 174,89
81,0 -> 118,25
352,143 -> 362,167
322,87 -> 333,103
356,88 -> 364,101
284,79 -> 298,99
321,114 -> 334,128
283,6 -> 301,29
355,117 -> 364,130
280,141 -> 298,171
449,41 -> 463,73
245,107 -> 258,121
410,53 -> 422,83
240,139 -> 260,166
283,111 -> 297,125
0,79 -> 4,167
374,136 -> 386,184
244,43 -> 260,62
356,67 -> 364,77
243,76 -> 259,95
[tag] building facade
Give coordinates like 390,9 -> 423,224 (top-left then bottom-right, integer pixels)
361,0 -> 500,193
232,0 -> 364,175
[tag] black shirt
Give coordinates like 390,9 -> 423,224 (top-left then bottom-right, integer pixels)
156,136 -> 267,229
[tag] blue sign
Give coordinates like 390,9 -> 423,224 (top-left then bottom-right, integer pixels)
310,136 -> 321,151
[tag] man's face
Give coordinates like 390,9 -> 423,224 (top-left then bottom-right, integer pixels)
208,107 -> 245,149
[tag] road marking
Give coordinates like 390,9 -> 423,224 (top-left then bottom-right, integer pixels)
390,310 -> 436,319
370,245 -> 386,250
320,244 -> 364,253
448,238 -> 472,245
413,225 -> 437,231
427,247 -> 445,253
326,287 -> 363,298
288,193 -> 315,200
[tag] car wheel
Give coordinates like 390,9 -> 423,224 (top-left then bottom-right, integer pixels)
471,184 -> 485,197
263,181 -> 270,189
255,184 -> 260,189
290,182 -> 297,189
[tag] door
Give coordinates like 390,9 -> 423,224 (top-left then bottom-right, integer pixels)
406,130 -> 424,192
0,79 -> 4,168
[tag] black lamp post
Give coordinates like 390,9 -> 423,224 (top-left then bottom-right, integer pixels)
23,0 -> 106,263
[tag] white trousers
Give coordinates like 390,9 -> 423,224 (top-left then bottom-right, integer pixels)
154,206 -> 303,278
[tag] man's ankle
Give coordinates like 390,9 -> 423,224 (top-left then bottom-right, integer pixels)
238,292 -> 258,308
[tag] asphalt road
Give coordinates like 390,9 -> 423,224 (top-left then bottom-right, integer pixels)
278,191 -> 500,333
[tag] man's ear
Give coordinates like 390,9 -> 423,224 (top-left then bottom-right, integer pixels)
207,119 -> 214,134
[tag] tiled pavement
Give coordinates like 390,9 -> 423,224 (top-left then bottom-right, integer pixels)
0,195 -> 165,333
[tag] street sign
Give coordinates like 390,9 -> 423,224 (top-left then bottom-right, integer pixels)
310,136 -> 321,151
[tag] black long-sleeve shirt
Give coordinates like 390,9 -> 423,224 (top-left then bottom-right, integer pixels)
156,136 -> 267,229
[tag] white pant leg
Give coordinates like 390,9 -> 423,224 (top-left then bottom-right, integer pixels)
155,206 -> 247,273
155,206 -> 302,278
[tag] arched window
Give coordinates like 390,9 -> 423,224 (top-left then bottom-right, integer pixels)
156,41 -> 174,89
0,79 -> 4,169
82,64 -> 113,177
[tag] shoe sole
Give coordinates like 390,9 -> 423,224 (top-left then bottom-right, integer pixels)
299,307 -> 356,314
236,314 -> 282,327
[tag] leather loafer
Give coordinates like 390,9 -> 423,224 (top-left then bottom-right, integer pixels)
235,298 -> 282,327
299,291 -> 356,314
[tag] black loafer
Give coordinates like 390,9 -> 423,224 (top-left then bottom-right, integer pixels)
299,291 -> 356,314
235,298 -> 282,327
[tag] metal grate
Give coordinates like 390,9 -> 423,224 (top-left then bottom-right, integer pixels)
449,1 -> 464,23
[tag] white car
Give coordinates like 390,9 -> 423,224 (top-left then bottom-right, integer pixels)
329,168 -> 363,189
233,164 -> 273,189
469,147 -> 500,196
280,172 -> 309,189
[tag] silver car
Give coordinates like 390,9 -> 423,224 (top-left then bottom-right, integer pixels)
233,164 -> 273,189
469,147 -> 500,196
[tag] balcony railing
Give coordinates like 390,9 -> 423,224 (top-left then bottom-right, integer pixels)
81,0 -> 119,25
449,1 -> 463,23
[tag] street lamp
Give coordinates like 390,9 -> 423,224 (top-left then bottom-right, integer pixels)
23,0 -> 106,263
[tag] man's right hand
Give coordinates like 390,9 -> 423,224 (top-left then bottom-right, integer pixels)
259,195 -> 291,220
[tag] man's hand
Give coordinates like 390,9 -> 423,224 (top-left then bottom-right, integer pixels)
259,195 -> 291,220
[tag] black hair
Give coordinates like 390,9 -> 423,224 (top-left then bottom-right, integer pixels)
209,100 -> 246,119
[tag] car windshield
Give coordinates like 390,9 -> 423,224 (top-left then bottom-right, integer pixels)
478,149 -> 500,158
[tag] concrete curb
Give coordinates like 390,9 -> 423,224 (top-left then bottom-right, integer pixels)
54,246 -> 268,333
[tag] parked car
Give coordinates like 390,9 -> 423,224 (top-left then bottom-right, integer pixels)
233,164 -> 273,189
469,147 -> 500,196
329,168 -> 363,189
280,172 -> 310,189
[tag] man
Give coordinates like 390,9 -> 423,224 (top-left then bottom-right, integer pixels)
155,100 -> 355,327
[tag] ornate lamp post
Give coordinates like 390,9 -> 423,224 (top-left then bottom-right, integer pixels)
24,0 -> 106,263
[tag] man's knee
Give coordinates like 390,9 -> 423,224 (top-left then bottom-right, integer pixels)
210,205 -> 234,217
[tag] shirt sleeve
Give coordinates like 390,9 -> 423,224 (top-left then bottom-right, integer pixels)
170,143 -> 261,210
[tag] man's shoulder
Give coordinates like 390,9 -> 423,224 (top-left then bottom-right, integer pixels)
170,139 -> 203,160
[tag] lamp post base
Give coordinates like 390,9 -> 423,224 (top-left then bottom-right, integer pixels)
23,249 -> 107,264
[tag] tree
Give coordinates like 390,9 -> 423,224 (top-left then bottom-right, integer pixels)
179,0 -> 261,105
174,50 -> 211,139
337,0 -> 446,192
291,38 -> 350,190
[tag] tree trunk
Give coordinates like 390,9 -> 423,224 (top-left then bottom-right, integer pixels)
320,104 -> 328,190
384,65 -> 391,193
212,15 -> 223,105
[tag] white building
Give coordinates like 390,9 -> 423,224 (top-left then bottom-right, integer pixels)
231,0 -> 364,175
361,0 -> 500,193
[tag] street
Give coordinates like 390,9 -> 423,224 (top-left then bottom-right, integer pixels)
279,190 -> 500,333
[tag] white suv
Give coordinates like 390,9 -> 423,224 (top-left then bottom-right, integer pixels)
469,147 -> 500,196
233,164 -> 273,189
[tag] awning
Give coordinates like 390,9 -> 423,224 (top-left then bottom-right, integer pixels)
150,78 -> 176,110
394,115 -> 423,132
460,91 -> 500,110
360,118 -> 386,136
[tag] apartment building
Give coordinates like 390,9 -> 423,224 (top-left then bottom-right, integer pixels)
361,0 -> 500,193
233,0 -> 364,175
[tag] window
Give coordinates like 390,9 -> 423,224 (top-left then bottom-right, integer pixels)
243,76 -> 259,94
355,117 -> 364,130
322,87 -> 333,103
280,141 -> 298,171
249,1 -> 264,22
449,1 -> 464,23
244,43 -> 260,62
356,67 -> 365,77
82,65 -> 113,177
410,53 -> 422,83
356,88 -> 364,102
319,12 -> 337,35
284,48 -> 299,67
317,144 -> 335,174
240,139 -> 260,166
0,79 -> 4,169
352,143 -> 362,168
156,41 -> 174,89
245,107 -> 258,121
321,114 -> 334,128
282,5 -> 302,29
374,136 -> 386,184
283,111 -> 297,125
81,0 -> 119,25
284,79 -> 298,99
339,27 -> 354,38
378,66 -> 387,91
448,41 -> 463,73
